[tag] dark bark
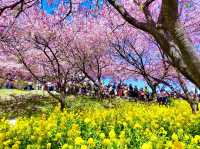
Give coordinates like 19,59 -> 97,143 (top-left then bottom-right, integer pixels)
177,73 -> 198,113
190,103 -> 197,114
152,26 -> 200,88
60,94 -> 66,111
150,85 -> 157,101
172,23 -> 200,86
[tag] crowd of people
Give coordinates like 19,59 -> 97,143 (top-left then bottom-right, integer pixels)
64,82 -> 174,105
65,82 -> 200,105
3,79 -> 200,106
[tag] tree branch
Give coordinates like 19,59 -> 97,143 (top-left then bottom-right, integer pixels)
107,0 -> 149,32
143,0 -> 156,25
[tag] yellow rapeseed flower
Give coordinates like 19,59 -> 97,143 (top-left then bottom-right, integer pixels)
102,138 -> 111,146
62,144 -> 68,149
81,145 -> 87,149
133,123 -> 142,129
54,133 -> 62,141
109,129 -> 116,139
12,141 -> 20,149
141,142 -> 152,149
75,137 -> 84,145
87,138 -> 95,145
0,133 -> 6,142
46,143 -> 51,149
72,124 -> 79,130
1,99 -> 200,148
84,118 -> 91,123
172,141 -> 185,149
30,135 -> 36,141
191,135 -> 200,144
172,133 -> 179,141
165,141 -> 173,148
119,131 -> 125,139
125,116 -> 132,122
3,139 -> 12,146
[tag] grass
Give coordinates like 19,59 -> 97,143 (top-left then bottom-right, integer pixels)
0,89 -> 52,118
0,89 -> 27,97
0,89 -> 48,98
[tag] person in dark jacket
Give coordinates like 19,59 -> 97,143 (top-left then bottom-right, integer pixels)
128,84 -> 134,98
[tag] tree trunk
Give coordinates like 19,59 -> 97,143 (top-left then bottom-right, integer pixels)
184,97 -> 199,114
150,86 -> 157,102
171,23 -> 200,87
176,73 -> 198,114
60,93 -> 66,111
150,28 -> 200,88
156,0 -> 200,88
188,97 -> 198,114
188,97 -> 199,114
190,102 -> 197,114
197,103 -> 199,111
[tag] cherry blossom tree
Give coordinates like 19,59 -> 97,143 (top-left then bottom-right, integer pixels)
70,28 -> 112,83
0,0 -> 200,110
1,0 -> 200,87
105,0 -> 200,88
0,13 -> 83,110
110,30 -> 172,100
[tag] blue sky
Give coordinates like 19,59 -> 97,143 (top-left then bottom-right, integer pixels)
41,0 -> 103,23
41,0 -> 61,14
102,77 -> 148,90
41,0 -> 103,14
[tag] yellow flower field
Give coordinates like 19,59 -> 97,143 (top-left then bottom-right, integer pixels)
0,98 -> 200,149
